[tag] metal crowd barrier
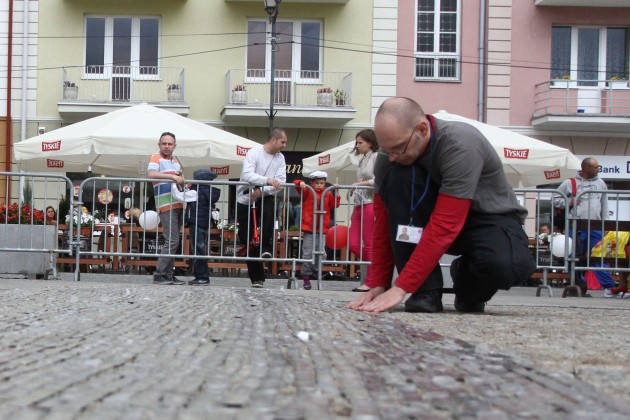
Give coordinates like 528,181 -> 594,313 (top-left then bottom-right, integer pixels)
0,172 -> 75,279
565,189 -> 630,297
69,177 -> 320,283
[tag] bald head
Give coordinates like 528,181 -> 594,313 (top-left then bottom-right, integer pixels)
375,97 -> 426,130
581,157 -> 600,180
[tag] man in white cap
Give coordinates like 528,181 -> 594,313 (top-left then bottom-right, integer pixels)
293,171 -> 340,289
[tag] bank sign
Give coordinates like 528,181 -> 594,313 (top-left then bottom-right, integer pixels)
577,155 -> 630,180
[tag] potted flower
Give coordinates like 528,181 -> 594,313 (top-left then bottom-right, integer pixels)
607,76 -> 629,89
551,75 -> 570,88
231,84 -> 248,104
167,83 -> 182,101
316,87 -> 333,106
63,81 -> 78,99
0,202 -> 56,276
334,89 -> 347,106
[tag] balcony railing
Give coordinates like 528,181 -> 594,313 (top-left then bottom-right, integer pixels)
60,66 -> 186,103
534,79 -> 630,116
224,69 -> 353,108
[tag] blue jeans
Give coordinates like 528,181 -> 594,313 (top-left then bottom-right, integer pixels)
189,225 -> 209,280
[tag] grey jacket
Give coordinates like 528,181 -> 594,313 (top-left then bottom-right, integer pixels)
553,172 -> 608,220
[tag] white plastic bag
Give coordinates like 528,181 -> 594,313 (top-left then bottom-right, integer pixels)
171,183 -> 198,202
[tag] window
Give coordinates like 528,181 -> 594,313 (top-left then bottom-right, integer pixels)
85,16 -> 160,78
551,26 -> 628,85
246,20 -> 322,82
415,0 -> 460,81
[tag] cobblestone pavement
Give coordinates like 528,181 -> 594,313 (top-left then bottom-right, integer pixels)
0,274 -> 629,419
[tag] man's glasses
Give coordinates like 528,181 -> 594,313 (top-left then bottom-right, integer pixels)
385,127 -> 416,158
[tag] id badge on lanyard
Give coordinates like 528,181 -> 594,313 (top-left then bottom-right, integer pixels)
395,116 -> 435,245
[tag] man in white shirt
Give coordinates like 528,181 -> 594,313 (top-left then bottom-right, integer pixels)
236,128 -> 287,288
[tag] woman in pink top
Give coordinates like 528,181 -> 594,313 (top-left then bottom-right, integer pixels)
349,129 -> 379,292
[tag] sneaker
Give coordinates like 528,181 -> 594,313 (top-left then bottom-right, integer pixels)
603,288 -> 623,298
303,277 -> 312,290
453,296 -> 485,313
621,292 -> 630,299
153,275 -> 173,285
251,281 -> 264,288
188,278 -> 210,286
261,251 -> 272,259
168,275 -> 186,285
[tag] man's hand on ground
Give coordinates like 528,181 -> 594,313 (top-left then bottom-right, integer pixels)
356,285 -> 406,313
347,287 -> 385,310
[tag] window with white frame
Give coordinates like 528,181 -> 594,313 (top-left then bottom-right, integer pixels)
246,19 -> 322,82
551,26 -> 628,86
415,0 -> 460,81
85,16 -> 160,78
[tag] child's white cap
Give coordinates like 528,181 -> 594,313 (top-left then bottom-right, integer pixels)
310,171 -> 328,180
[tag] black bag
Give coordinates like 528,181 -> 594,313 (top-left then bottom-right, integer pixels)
553,178 -> 576,232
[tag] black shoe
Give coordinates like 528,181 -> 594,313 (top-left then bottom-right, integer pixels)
251,280 -> 264,288
405,289 -> 443,313
261,251 -> 272,259
168,275 -> 186,285
153,275 -> 173,285
188,278 -> 210,286
454,296 -> 485,313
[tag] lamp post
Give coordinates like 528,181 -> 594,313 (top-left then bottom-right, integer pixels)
263,0 -> 281,134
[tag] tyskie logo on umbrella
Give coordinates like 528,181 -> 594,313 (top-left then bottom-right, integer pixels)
236,145 -> 251,156
211,166 -> 230,175
544,169 -> 561,180
42,140 -> 61,152
504,148 -> 529,159
46,159 -> 64,168
318,154 -> 331,165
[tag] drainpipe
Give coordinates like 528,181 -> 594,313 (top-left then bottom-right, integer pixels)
20,0 -> 29,143
5,0 -> 14,178
478,0 -> 486,122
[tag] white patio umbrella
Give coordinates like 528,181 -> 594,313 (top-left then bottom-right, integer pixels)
301,140 -> 360,185
303,111 -> 581,187
13,104 -> 259,179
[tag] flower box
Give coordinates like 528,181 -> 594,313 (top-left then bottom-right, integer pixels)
167,89 -> 182,101
317,92 -> 333,106
231,90 -> 248,104
63,86 -> 78,100
0,225 -> 57,276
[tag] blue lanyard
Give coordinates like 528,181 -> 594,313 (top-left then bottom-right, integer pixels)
409,117 -> 436,225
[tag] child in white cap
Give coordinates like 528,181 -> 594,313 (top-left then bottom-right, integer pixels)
293,171 -> 340,289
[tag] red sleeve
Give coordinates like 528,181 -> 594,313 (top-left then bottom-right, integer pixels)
394,193 -> 471,293
365,193 -> 395,289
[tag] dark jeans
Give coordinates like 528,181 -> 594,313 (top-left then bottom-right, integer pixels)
189,225 -> 209,280
237,197 -> 276,282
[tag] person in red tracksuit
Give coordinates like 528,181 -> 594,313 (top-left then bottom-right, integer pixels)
294,171 -> 340,290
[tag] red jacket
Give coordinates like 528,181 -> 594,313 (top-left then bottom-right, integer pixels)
293,180 -> 341,233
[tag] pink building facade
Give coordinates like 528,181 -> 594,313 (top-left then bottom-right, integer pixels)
394,0 -> 630,191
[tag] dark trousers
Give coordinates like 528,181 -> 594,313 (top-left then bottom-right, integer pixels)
237,197 -> 275,282
189,225 -> 209,280
380,162 -> 534,303
448,212 -> 535,304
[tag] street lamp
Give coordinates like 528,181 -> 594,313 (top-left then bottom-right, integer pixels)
263,0 -> 281,134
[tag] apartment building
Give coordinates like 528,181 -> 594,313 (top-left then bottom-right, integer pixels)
1,0 -> 380,196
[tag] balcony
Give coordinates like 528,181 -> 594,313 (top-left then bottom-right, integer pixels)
532,79 -> 630,132
535,0 -> 630,6
58,66 -> 189,121
221,69 -> 357,128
